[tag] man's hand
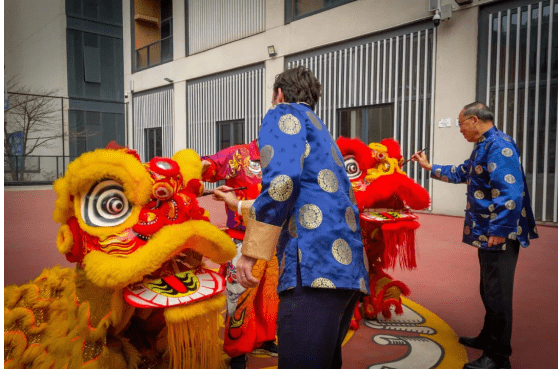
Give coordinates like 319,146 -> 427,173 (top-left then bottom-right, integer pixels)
410,151 -> 432,171
213,186 -> 240,210
488,236 -> 506,247
236,255 -> 259,288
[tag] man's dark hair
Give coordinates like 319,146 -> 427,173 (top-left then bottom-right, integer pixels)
463,102 -> 494,123
273,66 -> 322,110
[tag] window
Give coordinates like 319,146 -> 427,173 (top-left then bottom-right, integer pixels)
133,0 -> 173,71
145,127 -> 162,160
217,120 -> 245,151
286,0 -> 354,23
337,104 -> 394,144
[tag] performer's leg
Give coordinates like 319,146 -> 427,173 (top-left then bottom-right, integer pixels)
477,240 -> 519,362
277,265 -> 360,369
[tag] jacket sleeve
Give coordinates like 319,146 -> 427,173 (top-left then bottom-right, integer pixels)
200,146 -> 237,182
241,105 -> 306,260
486,141 -> 523,238
431,160 -> 470,184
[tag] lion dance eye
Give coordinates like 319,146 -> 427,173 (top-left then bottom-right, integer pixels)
343,157 -> 362,180
81,180 -> 132,227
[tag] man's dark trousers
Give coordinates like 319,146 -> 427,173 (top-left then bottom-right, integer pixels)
277,265 -> 360,369
477,239 -> 520,362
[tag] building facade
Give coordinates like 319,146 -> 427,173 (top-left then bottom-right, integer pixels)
4,0 -> 126,183
123,0 -> 556,222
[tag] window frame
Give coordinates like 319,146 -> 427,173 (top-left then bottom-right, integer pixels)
285,0 -> 355,24
144,127 -> 163,160
216,119 -> 245,152
336,103 -> 395,144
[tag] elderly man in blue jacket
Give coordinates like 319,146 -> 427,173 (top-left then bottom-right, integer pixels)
412,102 -> 538,369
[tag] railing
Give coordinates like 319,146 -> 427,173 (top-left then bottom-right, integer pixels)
135,36 -> 173,71
4,155 -> 78,186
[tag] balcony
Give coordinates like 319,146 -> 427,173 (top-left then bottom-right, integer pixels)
135,36 -> 173,71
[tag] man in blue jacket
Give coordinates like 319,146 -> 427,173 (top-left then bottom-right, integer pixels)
234,66 -> 369,368
412,102 -> 538,369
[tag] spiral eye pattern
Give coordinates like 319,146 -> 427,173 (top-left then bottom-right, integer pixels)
81,180 -> 132,227
343,157 -> 361,180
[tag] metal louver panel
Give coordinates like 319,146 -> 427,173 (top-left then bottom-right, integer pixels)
482,0 -> 557,222
287,26 -> 437,197
188,0 -> 265,55
132,86 -> 174,162
186,65 -> 264,159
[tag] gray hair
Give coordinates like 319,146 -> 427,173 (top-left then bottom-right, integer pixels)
463,102 -> 494,123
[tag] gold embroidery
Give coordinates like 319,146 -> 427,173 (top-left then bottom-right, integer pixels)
349,187 -> 357,205
317,169 -> 338,193
492,189 -> 500,198
260,145 -> 274,168
299,204 -> 323,229
278,114 -> 301,135
360,278 -> 368,294
505,200 -> 516,210
474,190 -> 485,200
311,278 -> 336,288
332,238 -> 352,265
345,207 -> 357,232
307,111 -> 322,130
331,145 -> 343,167
488,162 -> 497,172
269,175 -> 294,202
502,148 -> 513,157
464,225 -> 471,235
504,174 -> 516,184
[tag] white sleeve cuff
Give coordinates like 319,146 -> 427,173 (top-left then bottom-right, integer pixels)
237,200 -> 242,215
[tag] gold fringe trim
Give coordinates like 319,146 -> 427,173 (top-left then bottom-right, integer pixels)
165,295 -> 226,369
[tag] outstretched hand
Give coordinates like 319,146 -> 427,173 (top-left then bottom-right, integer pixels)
410,151 -> 432,171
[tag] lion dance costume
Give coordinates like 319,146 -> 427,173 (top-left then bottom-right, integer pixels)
337,137 -> 430,321
4,144 -> 236,368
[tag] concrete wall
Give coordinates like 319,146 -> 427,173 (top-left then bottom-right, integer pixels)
4,188 -> 227,286
431,6 -> 479,216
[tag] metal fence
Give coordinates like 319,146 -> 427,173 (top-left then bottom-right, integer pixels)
4,155 -> 78,185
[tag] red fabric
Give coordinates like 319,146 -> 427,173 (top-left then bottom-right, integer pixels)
224,255 -> 279,357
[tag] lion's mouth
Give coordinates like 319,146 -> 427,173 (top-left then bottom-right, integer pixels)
123,248 -> 225,309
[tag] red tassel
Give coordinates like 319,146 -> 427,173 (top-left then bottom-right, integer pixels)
381,221 -> 419,270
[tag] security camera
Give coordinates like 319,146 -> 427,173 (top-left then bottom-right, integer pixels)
125,91 -> 129,99
433,9 -> 441,27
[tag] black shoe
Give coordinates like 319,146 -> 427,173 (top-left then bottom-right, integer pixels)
230,354 -> 247,369
463,354 -> 511,369
459,336 -> 487,350
251,340 -> 278,357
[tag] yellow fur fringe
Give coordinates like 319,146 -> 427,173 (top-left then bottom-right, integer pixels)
165,295 -> 226,369
172,149 -> 203,182
83,220 -> 236,288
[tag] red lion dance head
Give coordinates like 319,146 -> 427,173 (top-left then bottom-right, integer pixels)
337,137 -> 430,319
